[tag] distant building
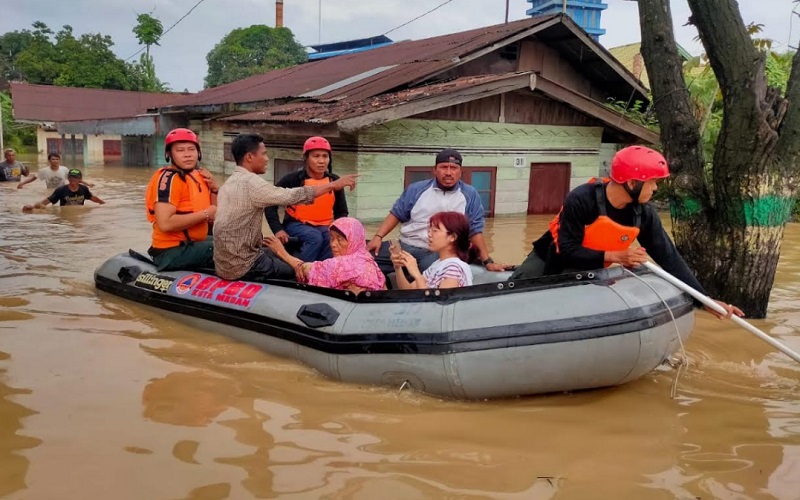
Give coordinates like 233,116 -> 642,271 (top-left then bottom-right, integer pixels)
608,42 -> 693,90
527,0 -> 607,41
11,84 -> 185,167
308,35 -> 394,61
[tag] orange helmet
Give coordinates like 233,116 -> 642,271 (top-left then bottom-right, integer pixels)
164,128 -> 201,162
302,136 -> 331,155
610,146 -> 669,183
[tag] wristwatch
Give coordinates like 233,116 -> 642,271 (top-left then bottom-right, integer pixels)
482,257 -> 494,267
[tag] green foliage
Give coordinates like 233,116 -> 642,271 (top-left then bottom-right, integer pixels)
604,98 -> 659,130
683,41 -> 795,160
1,92 -> 37,153
0,29 -> 35,82
3,21 -> 166,91
127,54 -> 171,92
205,25 -> 307,88
132,13 -> 163,52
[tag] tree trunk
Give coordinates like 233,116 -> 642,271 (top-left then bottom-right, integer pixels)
638,0 -> 799,318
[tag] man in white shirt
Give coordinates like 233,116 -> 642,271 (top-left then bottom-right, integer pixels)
17,153 -> 94,190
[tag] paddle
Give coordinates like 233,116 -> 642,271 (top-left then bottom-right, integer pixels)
643,261 -> 800,365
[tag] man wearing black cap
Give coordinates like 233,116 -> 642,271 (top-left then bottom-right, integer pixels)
367,148 -> 506,274
22,169 -> 105,211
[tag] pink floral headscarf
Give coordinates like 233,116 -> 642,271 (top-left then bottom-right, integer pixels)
305,217 -> 386,291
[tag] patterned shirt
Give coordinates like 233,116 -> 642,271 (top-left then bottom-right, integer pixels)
214,166 -> 314,280
47,184 -> 93,206
38,166 -> 70,189
422,257 -> 473,288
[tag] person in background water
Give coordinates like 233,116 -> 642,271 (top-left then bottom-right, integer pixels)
265,136 -> 349,262
144,128 -> 219,272
17,153 -> 94,190
0,148 -> 29,182
391,211 -> 473,290
22,169 -> 104,210
510,145 -> 743,319
213,134 -> 358,282
265,217 -> 386,293
367,148 -> 508,274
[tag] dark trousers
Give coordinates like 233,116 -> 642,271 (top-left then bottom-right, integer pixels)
509,249 -> 547,280
240,248 -> 295,282
285,221 -> 332,262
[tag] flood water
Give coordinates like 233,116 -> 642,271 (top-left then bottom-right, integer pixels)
1,164 -> 799,499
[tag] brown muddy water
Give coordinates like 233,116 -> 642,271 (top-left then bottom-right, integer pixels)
1,164 -> 799,500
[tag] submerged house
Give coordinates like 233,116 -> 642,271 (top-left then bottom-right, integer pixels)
10,83 -> 181,167
13,14 -> 657,218
161,13 -> 656,218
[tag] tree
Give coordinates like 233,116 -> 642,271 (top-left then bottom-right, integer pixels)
205,25 -> 307,88
10,22 -> 149,90
1,92 -> 36,152
0,29 -> 34,82
131,13 -> 168,92
637,0 -> 800,318
132,13 -> 163,57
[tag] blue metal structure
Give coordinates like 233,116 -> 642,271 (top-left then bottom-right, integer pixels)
526,0 -> 608,40
308,35 -> 394,61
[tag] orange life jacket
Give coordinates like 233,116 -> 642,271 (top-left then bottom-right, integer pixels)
285,177 -> 335,226
549,179 -> 641,265
145,167 -> 211,249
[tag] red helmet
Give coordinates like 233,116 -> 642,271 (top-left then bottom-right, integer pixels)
302,136 -> 331,155
164,128 -> 201,162
610,146 -> 669,183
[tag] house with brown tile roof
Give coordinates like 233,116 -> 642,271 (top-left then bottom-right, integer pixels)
13,13 -> 660,218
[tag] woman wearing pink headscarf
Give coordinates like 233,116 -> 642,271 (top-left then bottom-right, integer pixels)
264,217 -> 386,293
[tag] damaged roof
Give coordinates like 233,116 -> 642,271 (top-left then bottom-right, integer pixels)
220,73 -> 533,125
170,13 -> 646,109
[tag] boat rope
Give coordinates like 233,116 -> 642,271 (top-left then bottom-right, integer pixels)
622,267 -> 688,399
398,380 -> 410,393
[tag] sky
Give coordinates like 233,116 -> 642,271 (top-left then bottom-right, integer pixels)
3,0 -> 798,92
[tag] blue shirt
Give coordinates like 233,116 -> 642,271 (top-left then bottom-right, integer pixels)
390,179 -> 485,248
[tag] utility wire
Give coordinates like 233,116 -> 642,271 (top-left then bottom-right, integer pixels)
382,0 -> 458,37
124,0 -> 210,61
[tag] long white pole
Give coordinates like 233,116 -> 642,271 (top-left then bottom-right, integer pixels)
644,261 -> 800,364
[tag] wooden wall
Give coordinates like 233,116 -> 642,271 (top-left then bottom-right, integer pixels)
417,91 -> 602,127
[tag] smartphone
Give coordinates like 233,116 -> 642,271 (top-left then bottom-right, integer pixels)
389,239 -> 401,256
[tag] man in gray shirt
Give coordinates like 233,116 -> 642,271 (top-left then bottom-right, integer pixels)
0,148 -> 29,182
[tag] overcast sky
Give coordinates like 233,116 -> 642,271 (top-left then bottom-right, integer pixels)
3,0 -> 798,92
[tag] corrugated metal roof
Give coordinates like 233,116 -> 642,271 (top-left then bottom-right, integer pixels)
10,83 -> 182,122
221,73 -> 530,124
172,16 -> 558,107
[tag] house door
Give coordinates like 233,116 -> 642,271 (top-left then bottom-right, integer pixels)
527,163 -> 571,214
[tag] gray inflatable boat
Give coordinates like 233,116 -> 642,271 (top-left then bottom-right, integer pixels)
94,251 -> 695,399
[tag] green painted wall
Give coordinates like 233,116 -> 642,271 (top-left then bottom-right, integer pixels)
354,119 -> 605,220
202,118 -> 608,222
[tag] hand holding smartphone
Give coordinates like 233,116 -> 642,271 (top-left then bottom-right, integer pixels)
389,239 -> 400,257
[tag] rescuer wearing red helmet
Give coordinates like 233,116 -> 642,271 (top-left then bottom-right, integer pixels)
144,128 -> 220,271
510,145 -> 743,318
264,136 -> 349,262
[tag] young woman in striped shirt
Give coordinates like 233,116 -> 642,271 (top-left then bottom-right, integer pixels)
391,211 -> 473,289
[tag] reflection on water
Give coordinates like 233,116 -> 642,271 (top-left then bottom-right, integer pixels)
0,164 -> 799,499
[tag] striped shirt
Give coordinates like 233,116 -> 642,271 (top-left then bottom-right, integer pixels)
422,257 -> 473,288
214,166 -> 314,280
